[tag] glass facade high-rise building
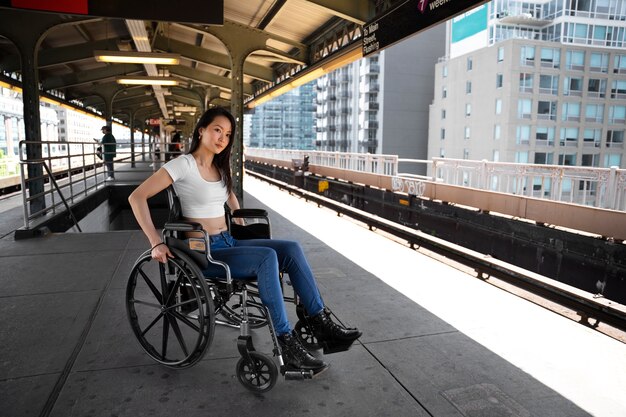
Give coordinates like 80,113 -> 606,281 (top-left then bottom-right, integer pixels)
430,0 -> 626,168
245,83 -> 316,150
247,22 -> 446,176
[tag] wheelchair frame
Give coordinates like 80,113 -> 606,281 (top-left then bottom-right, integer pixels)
125,186 -> 319,393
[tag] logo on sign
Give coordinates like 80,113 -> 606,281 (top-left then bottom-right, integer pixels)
418,0 -> 429,13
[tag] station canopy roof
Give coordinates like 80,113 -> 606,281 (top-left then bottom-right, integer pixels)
0,0 -> 390,127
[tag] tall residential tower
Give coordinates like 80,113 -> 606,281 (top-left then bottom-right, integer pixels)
429,0 -> 626,168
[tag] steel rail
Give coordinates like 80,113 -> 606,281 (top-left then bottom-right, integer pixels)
246,169 -> 626,334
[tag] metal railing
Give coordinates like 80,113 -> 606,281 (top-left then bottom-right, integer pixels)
244,148 -> 626,211
429,158 -> 626,211
17,139 -> 166,229
244,148 -> 399,176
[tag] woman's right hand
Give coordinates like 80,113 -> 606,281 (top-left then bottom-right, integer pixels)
151,243 -> 173,263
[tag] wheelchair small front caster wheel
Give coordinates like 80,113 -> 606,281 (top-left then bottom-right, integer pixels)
236,352 -> 278,393
295,319 -> 319,350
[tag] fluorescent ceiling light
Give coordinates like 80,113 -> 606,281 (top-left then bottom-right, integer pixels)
95,50 -> 180,65
174,106 -> 196,112
116,76 -> 179,86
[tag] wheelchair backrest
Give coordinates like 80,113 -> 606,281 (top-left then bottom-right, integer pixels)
166,185 -> 182,223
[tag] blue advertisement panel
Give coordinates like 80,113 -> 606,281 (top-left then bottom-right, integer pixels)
451,4 -> 488,43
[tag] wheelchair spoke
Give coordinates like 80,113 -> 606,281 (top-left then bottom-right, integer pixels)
159,263 -> 169,302
166,313 -> 189,357
164,269 -> 187,306
169,310 -> 201,333
161,311 -> 170,358
140,311 -> 165,338
138,267 -> 163,302
131,299 -> 163,310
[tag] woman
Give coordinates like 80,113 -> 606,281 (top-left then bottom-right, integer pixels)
128,107 -> 361,374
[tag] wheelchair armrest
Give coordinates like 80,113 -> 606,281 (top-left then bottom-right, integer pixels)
163,221 -> 203,232
231,208 -> 268,219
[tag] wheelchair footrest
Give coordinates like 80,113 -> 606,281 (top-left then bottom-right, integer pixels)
283,368 -> 314,380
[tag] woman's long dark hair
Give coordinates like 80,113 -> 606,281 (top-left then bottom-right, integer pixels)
187,107 -> 236,193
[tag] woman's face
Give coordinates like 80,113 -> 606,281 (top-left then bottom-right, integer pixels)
198,115 -> 232,154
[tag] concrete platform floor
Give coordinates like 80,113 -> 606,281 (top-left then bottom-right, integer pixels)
1,175 -> 625,417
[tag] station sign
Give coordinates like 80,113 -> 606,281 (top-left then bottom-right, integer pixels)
363,0 -> 487,57
147,118 -> 161,126
0,0 -> 223,24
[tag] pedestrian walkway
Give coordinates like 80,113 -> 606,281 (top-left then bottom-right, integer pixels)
0,175 -> 625,417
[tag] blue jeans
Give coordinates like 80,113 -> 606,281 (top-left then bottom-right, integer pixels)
201,232 -> 324,335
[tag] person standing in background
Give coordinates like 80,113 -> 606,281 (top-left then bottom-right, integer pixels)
101,125 -> 117,180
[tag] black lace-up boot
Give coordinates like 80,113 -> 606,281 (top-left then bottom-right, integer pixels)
310,308 -> 362,354
278,330 -> 328,374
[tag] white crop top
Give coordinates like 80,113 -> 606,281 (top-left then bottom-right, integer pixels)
163,154 -> 228,218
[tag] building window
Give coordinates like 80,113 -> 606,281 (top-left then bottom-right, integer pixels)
496,99 -> 502,115
534,152 -> 554,164
467,57 -> 473,71
563,76 -> 583,96
515,151 -> 529,163
615,55 -> 626,74
564,22 -> 588,43
609,105 -> 626,124
585,104 -> 604,123
496,73 -> 503,88
464,126 -> 471,140
497,47 -> 505,62
440,148 -> 445,157
518,99 -> 532,119
558,153 -> 577,166
538,100 -> 557,120
441,109 -> 446,119
581,153 -> 600,167
441,128 -> 446,140
463,148 -> 470,159
539,74 -> 558,95
607,130 -> 625,148
560,127 -> 579,146
604,153 -> 622,167
466,81 -> 472,94
562,102 -> 581,121
611,80 -> 626,99
493,150 -> 500,162
442,65 -> 448,78
520,45 -> 535,66
465,103 -> 472,117
536,126 -> 555,146
540,47 -> 561,68
494,124 -> 501,140
516,125 -> 531,145
519,73 -> 534,93
590,52 -> 609,73
588,78 -> 607,98
566,50 -> 585,71
583,128 -> 602,148
442,86 -> 447,98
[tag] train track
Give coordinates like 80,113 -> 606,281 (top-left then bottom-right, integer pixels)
247,169 -> 626,342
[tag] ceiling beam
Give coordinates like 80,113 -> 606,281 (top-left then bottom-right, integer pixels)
152,34 -> 273,82
169,65 -> 254,96
304,0 -> 373,25
175,20 -> 308,63
41,64 -> 144,90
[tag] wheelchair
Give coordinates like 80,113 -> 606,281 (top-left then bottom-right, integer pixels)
125,186 -> 325,392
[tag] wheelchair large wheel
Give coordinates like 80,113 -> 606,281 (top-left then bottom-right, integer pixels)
126,249 -> 215,368
236,352 -> 278,393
